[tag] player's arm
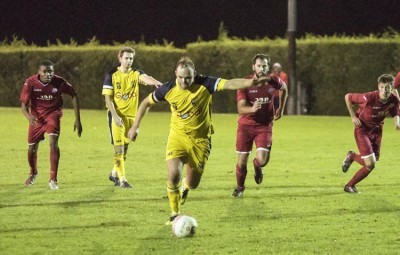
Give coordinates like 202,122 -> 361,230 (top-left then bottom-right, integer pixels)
71,95 -> 83,137
128,96 -> 152,141
393,115 -> 400,130
344,93 -> 362,127
224,76 -> 270,90
139,74 -> 162,87
21,102 -> 37,126
237,99 -> 261,115
275,83 -> 288,121
104,95 -> 123,127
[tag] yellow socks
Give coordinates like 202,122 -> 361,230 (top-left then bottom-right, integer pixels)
114,153 -> 125,180
167,182 -> 181,216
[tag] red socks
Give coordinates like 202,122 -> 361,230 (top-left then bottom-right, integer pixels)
347,166 -> 371,187
50,147 -> 60,181
350,153 -> 365,166
236,164 -> 247,190
28,150 -> 38,175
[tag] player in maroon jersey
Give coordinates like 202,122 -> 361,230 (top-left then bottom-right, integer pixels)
342,74 -> 400,193
20,60 -> 83,189
232,54 -> 288,197
394,72 -> 400,89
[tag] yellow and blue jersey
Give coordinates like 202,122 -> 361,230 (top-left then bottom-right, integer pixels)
102,67 -> 145,118
148,75 -> 227,138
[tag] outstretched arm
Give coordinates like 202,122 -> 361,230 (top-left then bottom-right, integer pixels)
224,76 -> 270,90
72,95 -> 82,137
128,96 -> 152,141
275,84 -> 288,120
345,94 -> 361,127
139,74 -> 162,87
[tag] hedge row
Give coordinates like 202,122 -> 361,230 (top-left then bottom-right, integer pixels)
1,37 -> 399,115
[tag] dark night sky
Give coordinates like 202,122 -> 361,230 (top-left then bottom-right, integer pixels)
1,0 -> 399,47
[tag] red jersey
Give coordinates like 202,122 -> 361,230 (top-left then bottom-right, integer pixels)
348,91 -> 399,129
20,74 -> 77,119
272,71 -> 288,97
237,74 -> 285,126
394,72 -> 400,89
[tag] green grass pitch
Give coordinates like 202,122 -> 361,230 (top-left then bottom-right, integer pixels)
1,107 -> 400,254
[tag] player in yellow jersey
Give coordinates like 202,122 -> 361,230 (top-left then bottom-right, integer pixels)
127,56 -> 269,223
102,46 -> 162,188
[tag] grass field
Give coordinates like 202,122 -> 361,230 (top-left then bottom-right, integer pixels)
1,107 -> 400,254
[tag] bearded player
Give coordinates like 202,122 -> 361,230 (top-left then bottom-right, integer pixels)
232,54 -> 288,197
20,60 -> 83,190
342,74 -> 400,193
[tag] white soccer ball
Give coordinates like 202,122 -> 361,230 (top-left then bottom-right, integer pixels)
172,215 -> 198,238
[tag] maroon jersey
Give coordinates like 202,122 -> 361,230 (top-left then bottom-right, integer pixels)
237,74 -> 285,126
348,91 -> 399,129
20,74 -> 77,119
394,72 -> 400,89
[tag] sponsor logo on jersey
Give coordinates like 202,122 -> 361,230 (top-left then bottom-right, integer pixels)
34,89 -> 42,91
37,95 -> 54,100
249,90 -> 258,93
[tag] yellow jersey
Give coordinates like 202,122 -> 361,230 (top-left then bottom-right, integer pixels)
148,75 -> 227,138
102,67 -> 145,118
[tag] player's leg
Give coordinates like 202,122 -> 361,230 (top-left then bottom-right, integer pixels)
109,113 -> 131,188
25,121 -> 45,185
182,137 -> 210,204
166,157 -> 184,224
233,124 -> 253,197
253,125 -> 273,184
46,113 -> 62,190
48,134 -> 60,189
344,129 -> 377,193
25,143 -> 39,186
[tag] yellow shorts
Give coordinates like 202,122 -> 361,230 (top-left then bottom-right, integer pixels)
166,132 -> 211,173
108,111 -> 134,146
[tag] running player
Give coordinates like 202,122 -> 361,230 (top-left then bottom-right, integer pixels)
127,56 -> 269,224
20,60 -> 83,189
342,74 -> 400,193
232,54 -> 288,197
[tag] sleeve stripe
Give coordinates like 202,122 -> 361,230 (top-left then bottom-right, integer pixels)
103,85 -> 113,90
152,92 -> 160,103
214,78 -> 221,92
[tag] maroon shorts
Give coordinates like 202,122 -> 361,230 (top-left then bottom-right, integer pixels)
236,123 -> 272,153
354,127 -> 382,160
28,112 -> 62,144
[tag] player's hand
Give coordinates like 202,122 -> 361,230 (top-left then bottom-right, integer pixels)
154,81 -> 162,88
128,126 -> 139,141
27,114 -> 37,126
251,99 -> 262,112
114,116 -> 123,127
251,76 -> 270,86
74,120 -> 83,137
351,116 -> 362,127
274,108 -> 282,121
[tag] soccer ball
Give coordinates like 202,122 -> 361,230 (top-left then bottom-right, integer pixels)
172,215 -> 198,238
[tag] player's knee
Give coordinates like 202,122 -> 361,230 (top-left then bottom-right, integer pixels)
366,164 -> 375,171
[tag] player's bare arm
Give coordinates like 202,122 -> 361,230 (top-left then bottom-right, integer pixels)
21,102 -> 37,126
275,83 -> 288,121
72,95 -> 83,137
224,76 -> 270,90
128,96 -> 152,141
393,115 -> 400,130
237,99 -> 261,115
104,95 -> 123,127
344,94 -> 362,127
139,74 -> 162,87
